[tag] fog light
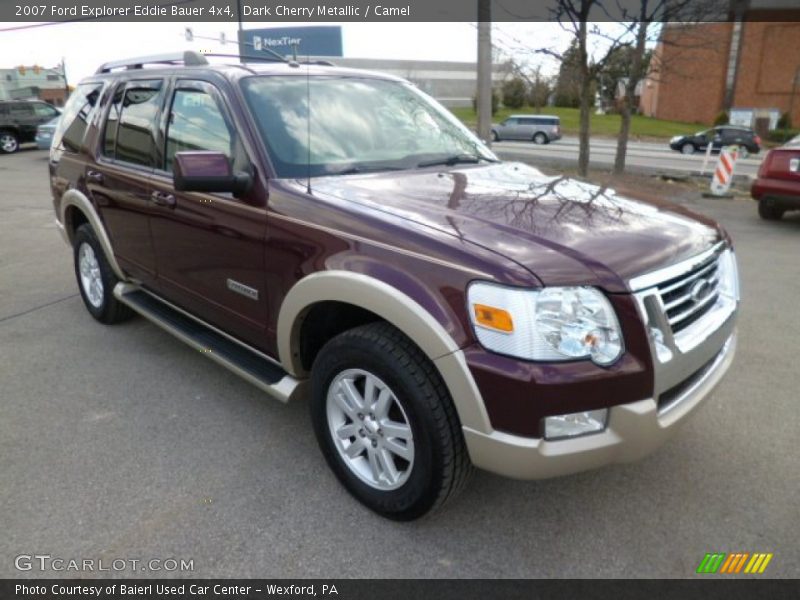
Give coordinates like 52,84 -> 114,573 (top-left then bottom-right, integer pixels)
544,409 -> 608,440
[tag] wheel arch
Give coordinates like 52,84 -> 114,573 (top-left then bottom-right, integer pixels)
60,188 -> 127,281
277,270 -> 491,434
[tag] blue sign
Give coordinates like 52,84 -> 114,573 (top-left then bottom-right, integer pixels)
239,26 -> 343,60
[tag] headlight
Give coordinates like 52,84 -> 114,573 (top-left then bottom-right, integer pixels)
717,248 -> 739,302
467,283 -> 623,365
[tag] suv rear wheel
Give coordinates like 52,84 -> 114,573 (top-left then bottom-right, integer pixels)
73,224 -> 134,324
533,132 -> 548,144
310,322 -> 471,520
758,198 -> 784,221
0,131 -> 19,154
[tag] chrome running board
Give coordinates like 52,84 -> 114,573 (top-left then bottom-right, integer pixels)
113,283 -> 304,403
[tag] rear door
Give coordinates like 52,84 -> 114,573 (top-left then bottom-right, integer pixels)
88,79 -> 164,283
721,127 -> 748,149
8,103 -> 38,142
148,78 -> 269,349
519,117 -> 537,140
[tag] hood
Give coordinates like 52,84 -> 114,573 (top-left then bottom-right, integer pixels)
309,162 -> 722,292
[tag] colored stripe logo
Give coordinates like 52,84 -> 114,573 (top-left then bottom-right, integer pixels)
697,552 -> 773,574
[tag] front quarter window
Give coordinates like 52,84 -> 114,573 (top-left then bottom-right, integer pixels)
241,75 -> 496,178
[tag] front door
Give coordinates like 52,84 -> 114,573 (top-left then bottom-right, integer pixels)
148,79 -> 269,350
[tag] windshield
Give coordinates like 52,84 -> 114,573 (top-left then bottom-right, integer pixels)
241,75 -> 497,178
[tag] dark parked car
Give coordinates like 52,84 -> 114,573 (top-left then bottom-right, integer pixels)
0,100 -> 61,153
50,52 -> 739,520
669,125 -> 761,158
750,134 -> 800,220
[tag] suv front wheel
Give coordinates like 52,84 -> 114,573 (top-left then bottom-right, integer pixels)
73,224 -> 134,324
310,322 -> 471,520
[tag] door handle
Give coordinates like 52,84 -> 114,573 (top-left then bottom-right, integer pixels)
150,191 -> 176,208
86,170 -> 104,184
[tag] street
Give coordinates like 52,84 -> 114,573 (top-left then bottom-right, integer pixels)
1,148 -> 798,578
493,135 -> 763,178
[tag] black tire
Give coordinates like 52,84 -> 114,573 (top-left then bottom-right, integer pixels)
73,223 -> 134,324
758,199 -> 784,221
0,130 -> 19,154
533,132 -> 548,144
491,130 -> 499,142
310,322 -> 472,520
680,143 -> 696,155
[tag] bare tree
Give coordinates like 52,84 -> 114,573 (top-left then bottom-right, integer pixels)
537,0 -> 631,177
613,0 -> 729,174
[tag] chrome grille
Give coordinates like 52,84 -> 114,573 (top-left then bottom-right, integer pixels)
657,254 -> 720,333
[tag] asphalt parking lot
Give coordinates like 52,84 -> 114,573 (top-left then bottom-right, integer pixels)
1,148 -> 798,579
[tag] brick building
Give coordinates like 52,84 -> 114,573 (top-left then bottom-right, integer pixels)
640,4 -> 800,132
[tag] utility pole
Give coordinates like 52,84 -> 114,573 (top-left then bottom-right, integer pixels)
788,67 -> 800,129
237,0 -> 244,62
476,0 -> 492,145
61,57 -> 69,103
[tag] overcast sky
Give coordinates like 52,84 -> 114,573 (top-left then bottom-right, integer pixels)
0,21 -> 629,84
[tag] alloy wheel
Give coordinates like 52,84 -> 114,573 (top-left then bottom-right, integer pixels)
0,133 -> 18,153
326,368 -> 415,491
78,242 -> 104,308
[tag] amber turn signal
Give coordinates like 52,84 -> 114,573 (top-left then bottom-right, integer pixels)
472,304 -> 514,333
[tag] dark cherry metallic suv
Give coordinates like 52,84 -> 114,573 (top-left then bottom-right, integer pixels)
49,52 -> 739,520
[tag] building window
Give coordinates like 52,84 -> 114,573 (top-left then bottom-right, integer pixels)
47,75 -> 59,81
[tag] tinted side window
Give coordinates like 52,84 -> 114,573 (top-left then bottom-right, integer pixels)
9,104 -> 33,117
53,83 -> 103,153
114,81 -> 164,167
165,88 -> 233,172
0,105 -> 7,116
34,103 -> 59,118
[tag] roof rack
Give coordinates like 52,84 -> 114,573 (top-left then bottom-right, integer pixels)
95,51 -> 208,74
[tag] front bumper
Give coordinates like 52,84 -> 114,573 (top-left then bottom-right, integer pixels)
462,331 -> 735,479
458,244 -> 738,480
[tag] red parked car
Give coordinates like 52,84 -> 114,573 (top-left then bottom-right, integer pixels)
751,134 -> 800,220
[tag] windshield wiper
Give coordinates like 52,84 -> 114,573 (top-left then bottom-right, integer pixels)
417,154 -> 498,168
326,165 -> 405,176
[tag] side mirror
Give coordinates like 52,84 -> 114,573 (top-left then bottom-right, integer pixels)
173,151 -> 251,196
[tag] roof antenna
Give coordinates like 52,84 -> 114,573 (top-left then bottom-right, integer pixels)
305,55 -> 312,195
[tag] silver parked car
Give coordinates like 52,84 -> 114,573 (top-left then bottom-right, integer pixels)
35,116 -> 60,150
491,114 -> 561,144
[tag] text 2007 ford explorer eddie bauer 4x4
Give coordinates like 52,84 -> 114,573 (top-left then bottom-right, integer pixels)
49,52 -> 739,520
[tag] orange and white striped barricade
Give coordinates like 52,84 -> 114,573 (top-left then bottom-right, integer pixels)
709,146 -> 739,196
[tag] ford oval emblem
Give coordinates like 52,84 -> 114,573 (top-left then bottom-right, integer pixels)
689,278 -> 712,303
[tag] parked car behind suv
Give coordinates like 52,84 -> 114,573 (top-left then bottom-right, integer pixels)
750,134 -> 800,220
0,100 -> 61,153
492,114 -> 561,144
669,125 -> 760,158
49,52 -> 739,520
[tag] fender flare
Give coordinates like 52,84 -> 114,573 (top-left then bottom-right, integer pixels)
277,271 -> 492,433
60,188 -> 127,282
